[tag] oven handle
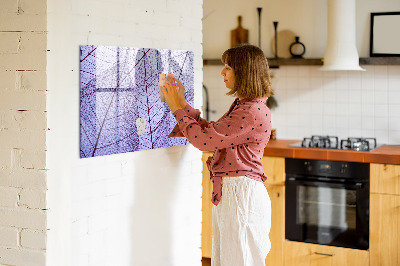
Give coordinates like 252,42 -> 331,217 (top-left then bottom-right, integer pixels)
286,177 -> 364,189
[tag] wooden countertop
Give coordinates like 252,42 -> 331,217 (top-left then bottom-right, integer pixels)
263,139 -> 400,165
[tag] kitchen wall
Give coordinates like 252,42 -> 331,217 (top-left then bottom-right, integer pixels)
203,0 -> 400,144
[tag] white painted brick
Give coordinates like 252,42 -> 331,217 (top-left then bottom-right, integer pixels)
16,70 -> 47,91
0,128 -> 46,150
0,13 -> 46,33
180,15 -> 202,30
87,212 -> 109,233
0,169 -> 47,189
89,181 -> 107,200
190,159 -> 203,174
0,247 -> 45,266
135,24 -> 170,42
166,0 -> 192,15
104,178 -> 123,196
0,71 -> 16,90
0,110 -> 47,130
19,189 -> 46,209
0,0 -> 18,13
151,10 -> 180,27
0,187 -> 19,208
86,164 -> 110,183
0,90 -> 46,111
88,232 -> 106,264
127,0 -> 163,12
15,32 -> 46,57
0,149 -> 11,169
0,52 -> 46,72
0,227 -> 19,247
11,147 -> 23,170
20,149 -> 46,170
72,218 -> 88,238
191,32 -> 203,44
0,208 -> 46,230
20,229 -> 46,249
189,3 -> 203,19
18,0 -> 47,14
0,32 -> 20,54
0,32 -> 47,71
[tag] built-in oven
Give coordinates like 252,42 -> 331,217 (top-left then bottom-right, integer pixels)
285,158 -> 370,250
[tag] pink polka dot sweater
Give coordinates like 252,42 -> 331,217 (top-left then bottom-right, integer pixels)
169,97 -> 271,206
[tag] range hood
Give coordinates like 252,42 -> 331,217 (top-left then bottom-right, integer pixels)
320,0 -> 365,71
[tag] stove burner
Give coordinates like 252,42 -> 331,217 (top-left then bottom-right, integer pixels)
295,136 -> 378,151
340,137 -> 377,151
301,135 -> 339,149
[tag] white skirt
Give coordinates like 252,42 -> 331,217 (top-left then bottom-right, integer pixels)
212,176 -> 271,266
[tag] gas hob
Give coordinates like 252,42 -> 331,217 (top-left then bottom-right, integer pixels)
289,135 -> 382,151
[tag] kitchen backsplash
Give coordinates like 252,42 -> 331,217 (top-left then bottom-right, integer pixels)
203,65 -> 400,144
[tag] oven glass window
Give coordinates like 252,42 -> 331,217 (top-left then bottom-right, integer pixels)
297,186 -> 356,230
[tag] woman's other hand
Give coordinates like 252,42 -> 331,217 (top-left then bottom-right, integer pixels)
161,75 -> 187,113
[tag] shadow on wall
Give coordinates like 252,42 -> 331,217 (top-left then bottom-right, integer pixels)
129,145 -> 190,266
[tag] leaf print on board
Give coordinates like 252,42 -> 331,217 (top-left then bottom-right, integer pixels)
79,45 -> 194,158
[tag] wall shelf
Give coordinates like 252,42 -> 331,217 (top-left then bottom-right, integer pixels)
268,58 -> 323,67
203,58 -> 323,67
203,57 -> 400,67
359,57 -> 400,65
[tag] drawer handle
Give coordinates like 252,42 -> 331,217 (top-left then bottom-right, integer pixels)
314,252 -> 335,257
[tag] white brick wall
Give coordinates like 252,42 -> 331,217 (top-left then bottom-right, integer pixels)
21,229 -> 47,250
46,1 -> 203,266
0,0 -> 48,265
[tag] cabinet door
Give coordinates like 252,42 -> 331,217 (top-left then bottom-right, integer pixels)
202,152 -> 213,258
370,193 -> 400,266
262,156 -> 285,185
284,241 -> 369,266
370,163 -> 400,195
264,184 -> 284,266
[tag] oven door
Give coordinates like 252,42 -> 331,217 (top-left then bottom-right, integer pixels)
285,177 -> 369,250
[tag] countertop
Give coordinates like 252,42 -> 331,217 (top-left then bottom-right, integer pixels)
263,139 -> 400,165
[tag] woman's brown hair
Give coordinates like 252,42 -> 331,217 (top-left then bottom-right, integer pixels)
221,44 -> 273,99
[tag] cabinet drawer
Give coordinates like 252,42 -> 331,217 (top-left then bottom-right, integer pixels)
284,241 -> 369,266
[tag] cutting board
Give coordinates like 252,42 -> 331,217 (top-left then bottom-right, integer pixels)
231,16 -> 249,48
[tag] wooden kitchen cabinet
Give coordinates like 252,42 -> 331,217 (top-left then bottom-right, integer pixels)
370,193 -> 400,266
370,163 -> 400,266
261,156 -> 285,186
370,163 -> 400,195
264,184 -> 285,266
284,241 -> 369,266
262,156 -> 285,266
202,152 -> 213,258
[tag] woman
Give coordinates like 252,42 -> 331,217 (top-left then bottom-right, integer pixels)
161,44 -> 273,266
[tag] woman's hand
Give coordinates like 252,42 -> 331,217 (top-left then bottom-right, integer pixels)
160,75 -> 187,113
174,77 -> 188,108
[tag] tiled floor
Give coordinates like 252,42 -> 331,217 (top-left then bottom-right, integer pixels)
202,257 -> 211,266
